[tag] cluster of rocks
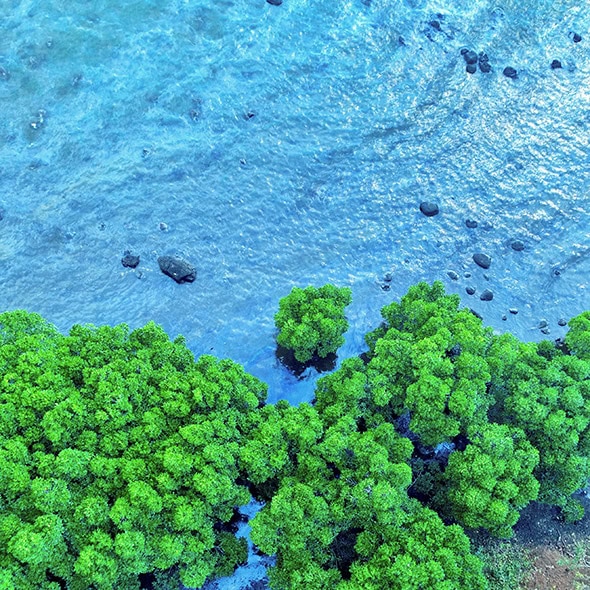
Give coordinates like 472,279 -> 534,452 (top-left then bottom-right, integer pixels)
461,31 -> 583,78
461,49 -> 491,74
121,251 -> 196,284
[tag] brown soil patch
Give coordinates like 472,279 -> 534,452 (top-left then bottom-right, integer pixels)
514,491 -> 590,589
525,545 -> 590,590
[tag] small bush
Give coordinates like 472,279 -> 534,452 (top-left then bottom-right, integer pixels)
275,284 -> 352,363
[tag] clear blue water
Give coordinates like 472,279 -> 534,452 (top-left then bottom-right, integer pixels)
1,0 -> 589,586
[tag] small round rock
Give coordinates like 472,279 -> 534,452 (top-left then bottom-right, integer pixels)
479,61 -> 492,73
572,32 -> 582,43
480,289 -> 494,301
463,50 -> 478,65
511,240 -> 525,251
266,0 -> 282,4
447,270 -> 459,281
473,252 -> 492,269
539,319 -> 548,329
503,66 -> 518,78
420,202 -> 439,217
465,219 -> 478,228
557,318 -> 567,327
466,64 -> 477,74
466,286 -> 476,295
551,59 -> 562,69
509,308 -> 518,315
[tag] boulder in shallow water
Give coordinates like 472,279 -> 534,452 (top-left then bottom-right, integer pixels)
503,67 -> 518,79
462,50 -> 478,65
121,251 -> 140,269
419,202 -> 439,217
511,240 -> 525,251
473,252 -> 492,269
158,256 -> 196,283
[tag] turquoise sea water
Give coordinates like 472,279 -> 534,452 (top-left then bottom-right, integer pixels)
1,0 -> 589,586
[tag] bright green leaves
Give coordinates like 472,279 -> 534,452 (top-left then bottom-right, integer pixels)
54,448 -> 92,481
566,311 -> 590,360
488,335 -> 590,516
239,401 -> 323,491
250,407 -> 486,590
275,284 -> 352,363
440,424 -> 539,537
30,478 -> 71,514
365,281 -> 493,447
127,481 -> 163,514
73,546 -> 119,589
114,531 -> 148,573
0,311 -> 269,589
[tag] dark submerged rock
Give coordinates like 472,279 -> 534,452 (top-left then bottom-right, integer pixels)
551,59 -> 562,69
473,252 -> 492,269
480,289 -> 494,301
466,64 -> 477,74
447,270 -> 459,281
511,240 -> 525,251
465,219 -> 478,229
478,53 -> 491,73
121,251 -> 140,269
558,318 -> 567,327
466,286 -> 476,295
266,0 -> 282,5
157,256 -> 196,283
509,308 -> 519,314
419,202 -> 439,217
572,32 -> 582,43
463,50 -> 478,65
503,66 -> 518,79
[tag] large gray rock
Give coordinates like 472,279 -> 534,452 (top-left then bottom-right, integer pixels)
157,256 -> 196,283
473,252 -> 492,269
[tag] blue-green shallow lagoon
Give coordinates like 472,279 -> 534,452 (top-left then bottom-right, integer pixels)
1,0 -> 589,586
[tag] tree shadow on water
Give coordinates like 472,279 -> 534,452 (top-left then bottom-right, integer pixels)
275,345 -> 336,378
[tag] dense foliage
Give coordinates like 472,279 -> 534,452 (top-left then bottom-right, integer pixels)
274,284 -> 352,363
251,282 -> 590,589
249,389 -> 487,589
0,311 -> 267,590
2,282 -> 590,590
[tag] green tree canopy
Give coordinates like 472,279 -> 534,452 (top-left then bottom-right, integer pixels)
0,312 -> 267,589
274,284 -> 352,363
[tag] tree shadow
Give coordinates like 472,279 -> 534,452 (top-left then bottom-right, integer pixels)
275,345 -> 337,378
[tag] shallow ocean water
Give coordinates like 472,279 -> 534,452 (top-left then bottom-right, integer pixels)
1,0 -> 589,586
